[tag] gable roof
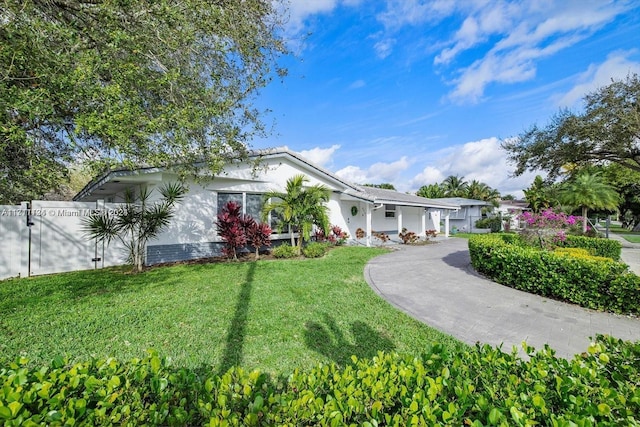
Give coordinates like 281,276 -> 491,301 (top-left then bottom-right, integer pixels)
73,147 -> 460,210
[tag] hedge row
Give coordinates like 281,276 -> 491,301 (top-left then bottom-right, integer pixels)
1,336 -> 638,426
559,235 -> 622,261
468,234 -> 639,314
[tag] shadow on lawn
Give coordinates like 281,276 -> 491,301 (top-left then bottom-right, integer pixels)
304,313 -> 395,366
217,262 -> 257,375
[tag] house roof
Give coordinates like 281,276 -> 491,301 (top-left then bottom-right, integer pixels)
73,148 -> 460,210
348,185 -> 459,209
433,197 -> 493,207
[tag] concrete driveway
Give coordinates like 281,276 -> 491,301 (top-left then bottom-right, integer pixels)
364,237 -> 640,359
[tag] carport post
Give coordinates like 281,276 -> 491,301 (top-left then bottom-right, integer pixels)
444,212 -> 450,238
366,204 -> 372,247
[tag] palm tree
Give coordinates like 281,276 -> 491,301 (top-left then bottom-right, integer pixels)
416,183 -> 445,198
559,171 -> 619,233
83,182 -> 187,272
441,175 -> 468,197
262,174 -> 330,255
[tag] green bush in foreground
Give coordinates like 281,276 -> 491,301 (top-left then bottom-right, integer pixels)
301,242 -> 329,258
271,243 -> 298,258
0,336 -> 637,426
559,234 -> 622,260
468,234 -> 639,314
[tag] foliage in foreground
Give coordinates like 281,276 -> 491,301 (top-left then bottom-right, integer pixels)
0,335 -> 637,426
468,234 -> 637,314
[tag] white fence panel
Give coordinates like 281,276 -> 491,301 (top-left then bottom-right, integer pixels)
0,204 -> 27,280
29,201 -> 100,276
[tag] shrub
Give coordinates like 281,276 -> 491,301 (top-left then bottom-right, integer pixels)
244,220 -> 272,260
468,234 -> 638,314
475,216 -> 502,232
398,227 -> 419,244
302,242 -> 328,258
372,231 -> 389,245
272,243 -> 298,259
216,201 -> 247,260
1,336 -> 638,426
560,234 -> 622,260
314,225 -> 349,245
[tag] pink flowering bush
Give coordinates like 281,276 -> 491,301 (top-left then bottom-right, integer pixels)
518,209 -> 583,249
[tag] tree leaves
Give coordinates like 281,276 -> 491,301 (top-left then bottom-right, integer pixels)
1,0 -> 288,203
503,73 -> 640,179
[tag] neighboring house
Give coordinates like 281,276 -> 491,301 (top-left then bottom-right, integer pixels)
74,148 -> 460,265
497,200 -> 530,231
431,197 -> 493,233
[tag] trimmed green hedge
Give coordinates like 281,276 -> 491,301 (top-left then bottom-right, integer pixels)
468,234 -> 639,314
1,336 -> 638,426
560,235 -> 622,260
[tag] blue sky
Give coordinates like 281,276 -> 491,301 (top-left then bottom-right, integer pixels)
253,0 -> 640,197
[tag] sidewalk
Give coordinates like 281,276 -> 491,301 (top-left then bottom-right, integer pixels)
364,237 -> 640,359
606,232 -> 640,275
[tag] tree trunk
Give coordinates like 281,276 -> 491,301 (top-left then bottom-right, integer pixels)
582,206 -> 588,233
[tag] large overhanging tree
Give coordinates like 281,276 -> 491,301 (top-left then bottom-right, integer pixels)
502,73 -> 640,180
0,0 -> 288,204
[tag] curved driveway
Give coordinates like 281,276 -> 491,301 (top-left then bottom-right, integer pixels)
364,238 -> 640,358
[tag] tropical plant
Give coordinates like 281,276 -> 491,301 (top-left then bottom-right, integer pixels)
523,175 -> 561,213
441,175 -> 469,197
83,182 -> 187,272
216,201 -> 248,260
262,174 -> 330,255
245,220 -> 272,260
416,183 -> 445,198
518,209 -> 581,249
559,172 -> 619,233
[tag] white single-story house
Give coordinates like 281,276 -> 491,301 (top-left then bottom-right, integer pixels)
431,197 -> 493,233
497,200 -> 530,230
74,148 -> 460,264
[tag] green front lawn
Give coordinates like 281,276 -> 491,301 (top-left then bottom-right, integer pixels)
0,247 -> 465,375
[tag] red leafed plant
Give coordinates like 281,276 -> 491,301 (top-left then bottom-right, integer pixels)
244,218 -> 272,260
216,201 -> 247,260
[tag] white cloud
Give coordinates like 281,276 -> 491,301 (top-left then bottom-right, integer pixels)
411,166 -> 445,186
335,156 -> 410,184
348,79 -> 366,89
285,0 -> 363,33
423,1 -> 631,103
373,37 -> 396,59
555,51 -> 640,107
408,137 -> 540,198
297,144 -> 341,167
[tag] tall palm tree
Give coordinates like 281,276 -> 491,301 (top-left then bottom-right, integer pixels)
559,171 -> 619,233
441,175 -> 468,197
262,174 -> 330,255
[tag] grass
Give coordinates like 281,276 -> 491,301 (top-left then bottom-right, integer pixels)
0,247 -> 466,375
606,224 -> 640,243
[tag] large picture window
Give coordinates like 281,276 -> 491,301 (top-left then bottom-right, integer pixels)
449,208 -> 467,219
216,192 -> 279,230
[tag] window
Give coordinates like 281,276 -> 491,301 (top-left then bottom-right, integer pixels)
217,192 -> 274,226
217,193 -> 243,214
385,204 -> 396,218
449,208 -> 467,219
